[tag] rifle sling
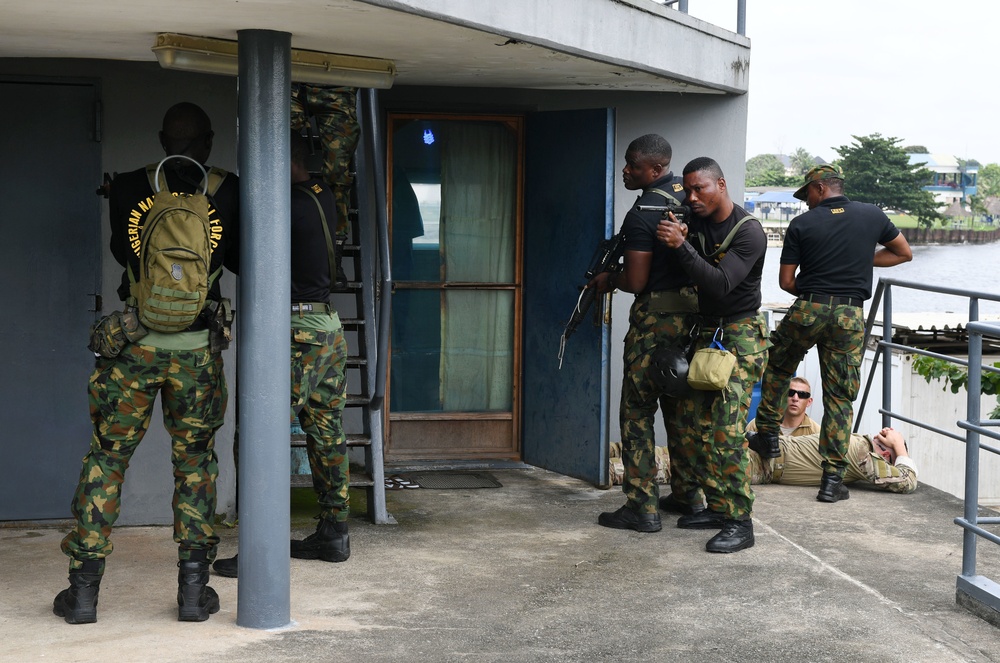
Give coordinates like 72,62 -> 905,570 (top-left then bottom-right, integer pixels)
694,215 -> 756,259
647,187 -> 682,206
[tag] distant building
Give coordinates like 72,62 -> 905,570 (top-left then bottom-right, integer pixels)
744,187 -> 807,246
775,153 -> 828,178
907,153 -> 978,210
744,188 -> 807,218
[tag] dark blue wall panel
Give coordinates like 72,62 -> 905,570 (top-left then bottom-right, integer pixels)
522,108 -> 614,485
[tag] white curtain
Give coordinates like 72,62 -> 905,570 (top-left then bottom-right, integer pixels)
438,122 -> 516,411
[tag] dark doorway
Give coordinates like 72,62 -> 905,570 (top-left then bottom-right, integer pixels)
387,114 -> 523,462
0,79 -> 102,519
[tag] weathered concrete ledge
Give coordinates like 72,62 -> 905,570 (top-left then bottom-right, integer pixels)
902,227 -> 1000,245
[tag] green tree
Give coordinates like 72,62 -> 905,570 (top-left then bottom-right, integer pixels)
966,163 -> 998,217
788,147 -> 816,177
901,145 -> 929,154
834,133 -> 943,228
976,163 -> 1000,198
745,153 -> 795,187
912,355 -> 1000,419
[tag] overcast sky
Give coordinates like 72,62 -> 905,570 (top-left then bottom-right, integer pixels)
686,1 -> 1000,166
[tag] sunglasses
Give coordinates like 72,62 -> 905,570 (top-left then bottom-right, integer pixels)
788,389 -> 811,399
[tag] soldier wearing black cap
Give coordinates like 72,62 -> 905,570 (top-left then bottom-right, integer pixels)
752,165 -> 912,504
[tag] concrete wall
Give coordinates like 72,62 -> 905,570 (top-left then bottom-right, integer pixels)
899,354 -> 1000,505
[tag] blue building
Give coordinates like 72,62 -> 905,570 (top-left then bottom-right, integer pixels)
908,153 -> 979,210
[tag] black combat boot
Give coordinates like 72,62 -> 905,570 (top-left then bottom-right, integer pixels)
53,559 -> 104,624
817,472 -> 850,503
705,519 -> 755,553
177,553 -> 220,622
212,554 -> 238,578
747,430 -> 781,459
597,504 -> 662,532
677,509 -> 727,530
291,518 -> 351,562
658,492 -> 707,516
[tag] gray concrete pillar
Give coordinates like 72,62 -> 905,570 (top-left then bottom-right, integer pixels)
236,28 -> 292,629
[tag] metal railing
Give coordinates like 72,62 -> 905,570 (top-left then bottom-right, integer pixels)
957,320 -> 1000,622
857,277 -> 1000,623
353,88 -> 392,525
362,88 -> 393,411
661,0 -> 747,35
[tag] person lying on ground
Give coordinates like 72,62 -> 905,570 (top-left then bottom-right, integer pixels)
745,427 -> 917,495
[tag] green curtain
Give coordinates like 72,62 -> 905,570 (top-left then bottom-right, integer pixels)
439,122 -> 517,411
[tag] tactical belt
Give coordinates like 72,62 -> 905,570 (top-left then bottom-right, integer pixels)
291,302 -> 332,314
698,310 -> 758,327
647,289 -> 698,314
800,294 -> 862,308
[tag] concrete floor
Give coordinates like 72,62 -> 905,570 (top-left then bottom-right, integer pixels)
4,468 -> 1000,663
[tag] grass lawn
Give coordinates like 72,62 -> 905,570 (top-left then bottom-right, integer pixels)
887,213 -> 918,227
888,213 -> 995,231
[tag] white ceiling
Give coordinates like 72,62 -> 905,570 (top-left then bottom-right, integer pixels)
0,0 -> 740,93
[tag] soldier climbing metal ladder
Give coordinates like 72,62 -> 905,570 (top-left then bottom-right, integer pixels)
291,86 -> 392,525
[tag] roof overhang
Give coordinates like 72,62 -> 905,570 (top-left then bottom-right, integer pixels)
0,0 -> 750,93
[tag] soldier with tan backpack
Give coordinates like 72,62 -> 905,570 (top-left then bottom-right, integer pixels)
57,102 -> 239,625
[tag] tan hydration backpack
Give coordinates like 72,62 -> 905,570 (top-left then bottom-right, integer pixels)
128,155 -> 226,332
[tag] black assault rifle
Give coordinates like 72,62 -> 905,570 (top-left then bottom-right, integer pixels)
635,203 -> 691,223
558,232 -> 626,368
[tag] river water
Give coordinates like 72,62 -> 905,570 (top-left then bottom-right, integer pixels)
760,243 -> 1000,317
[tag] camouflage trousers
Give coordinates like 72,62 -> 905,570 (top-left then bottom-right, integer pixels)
291,311 -> 349,522
754,299 -> 865,477
61,344 -> 226,570
676,313 -> 768,520
619,291 -> 699,514
291,84 -> 360,235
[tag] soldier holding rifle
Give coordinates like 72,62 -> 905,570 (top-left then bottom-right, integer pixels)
591,134 -> 701,533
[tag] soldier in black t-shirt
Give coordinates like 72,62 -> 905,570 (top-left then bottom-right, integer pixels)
753,165 -> 912,504
213,133 -> 350,579
590,134 -> 702,535
657,157 -> 768,554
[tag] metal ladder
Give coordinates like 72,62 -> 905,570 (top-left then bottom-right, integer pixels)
291,89 -> 393,524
